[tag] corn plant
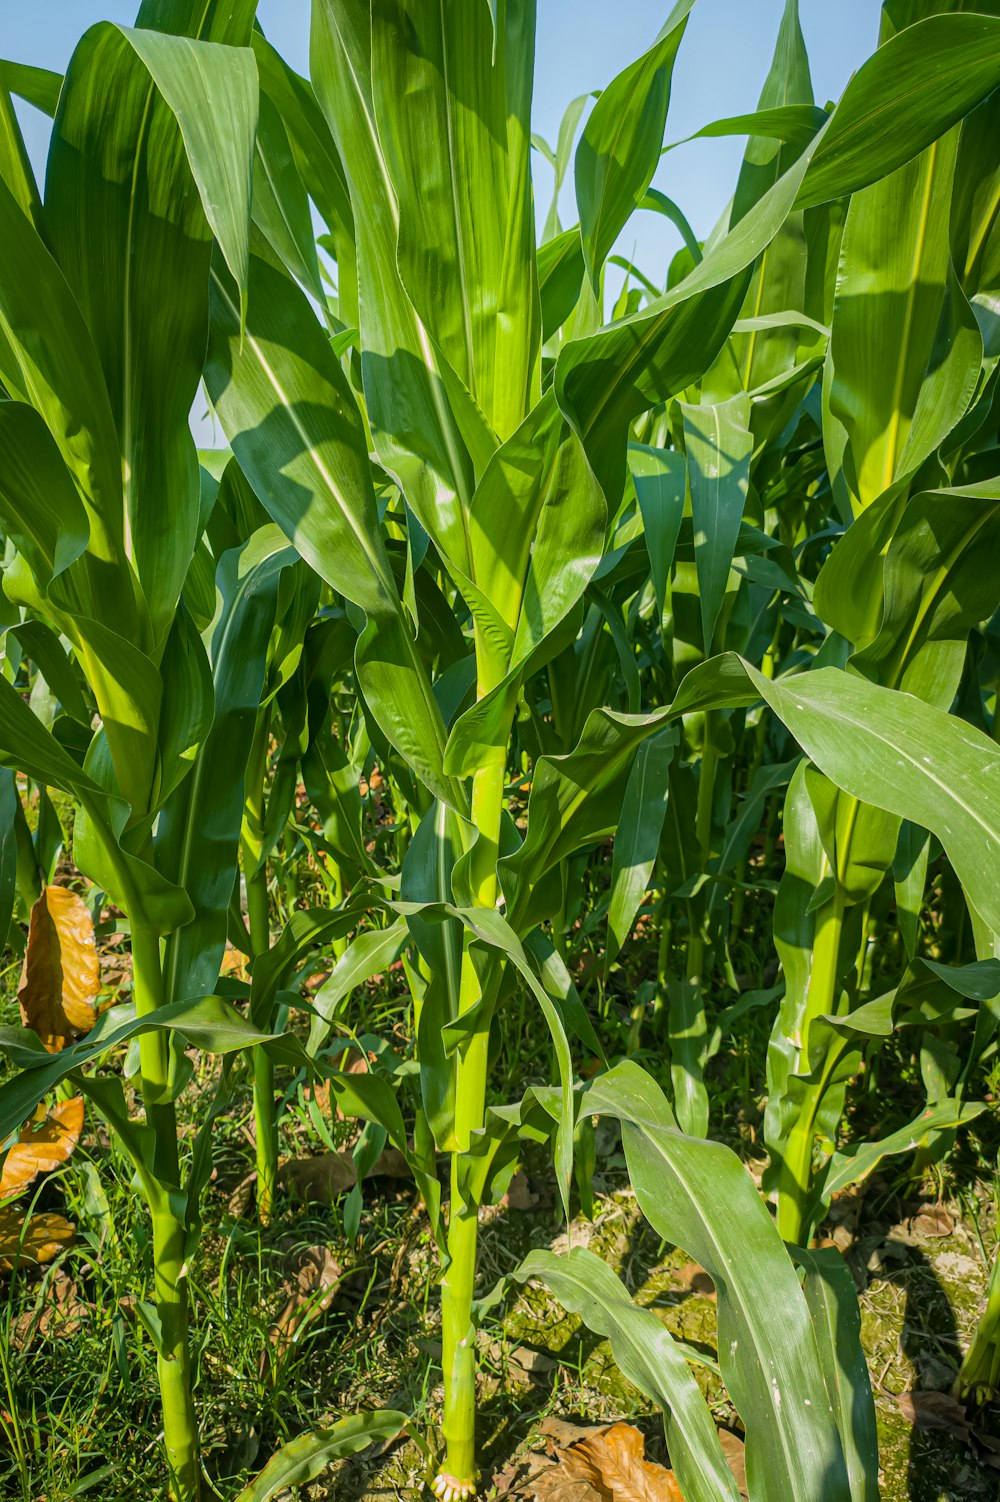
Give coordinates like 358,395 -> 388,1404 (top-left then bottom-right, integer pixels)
198,0 -> 1000,1491
3,0 -> 1000,1496
0,10 -> 401,1498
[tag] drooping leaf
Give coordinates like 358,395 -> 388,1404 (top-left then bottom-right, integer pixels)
513,1246 -> 740,1502
585,1061 -> 850,1501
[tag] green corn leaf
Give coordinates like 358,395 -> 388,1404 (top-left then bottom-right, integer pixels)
500,708 -> 676,934
538,227 -> 586,342
795,13 -> 1000,210
252,90 -> 324,303
540,91 -> 588,241
607,729 -> 676,968
0,995 -> 305,1140
513,1246 -> 740,1502
671,654 -> 1000,935
158,525 -> 298,1005
206,247 -> 462,811
233,1411 -> 408,1502
467,388 -> 606,677
371,0 -> 538,441
44,22 -> 257,643
0,772 -> 16,953
665,103 -> 827,156
817,1097 -> 985,1206
249,906 -> 360,1029
0,72 -> 41,227
825,135 -> 981,514
558,14 -> 1000,502
311,0 -> 494,576
575,0 -> 695,291
793,1246 -> 879,1502
0,402 -> 90,597
680,394 -> 753,651
251,31 -> 354,270
630,445 -> 686,622
116,25 -> 258,320
585,1061 -> 850,1501
0,175 -> 126,589
307,918 -> 410,1056
851,483 -> 1000,703
0,59 -> 61,115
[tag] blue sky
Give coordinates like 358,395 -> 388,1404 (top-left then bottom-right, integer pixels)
6,0 -> 878,338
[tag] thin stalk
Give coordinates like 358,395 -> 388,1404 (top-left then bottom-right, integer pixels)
437,758 -> 505,1498
672,724 -> 720,1134
132,925 -> 199,1501
729,632 -> 778,944
776,885 -> 846,1245
242,709 -> 275,1225
955,1245 -> 1000,1400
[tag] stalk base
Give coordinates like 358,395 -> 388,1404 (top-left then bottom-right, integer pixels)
432,1471 -> 477,1501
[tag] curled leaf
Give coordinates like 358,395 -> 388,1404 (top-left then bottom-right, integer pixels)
18,887 -> 99,1051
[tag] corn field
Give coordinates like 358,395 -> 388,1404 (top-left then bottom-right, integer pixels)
1,0 -> 1000,1498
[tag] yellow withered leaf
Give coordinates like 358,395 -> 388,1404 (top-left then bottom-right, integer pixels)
0,1097 -> 86,1198
18,887 -> 99,1052
0,1207 -> 75,1270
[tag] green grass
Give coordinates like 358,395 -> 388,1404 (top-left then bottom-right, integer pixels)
1,918 -> 999,1501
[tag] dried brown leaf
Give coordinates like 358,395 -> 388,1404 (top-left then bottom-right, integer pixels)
533,1423 -> 683,1502
14,1269 -> 90,1345
0,1097 -> 85,1198
279,1147 -> 410,1203
895,1390 -> 971,1439
504,1170 -> 540,1211
0,1207 -> 75,1270
18,888 -> 98,1051
539,1418 -> 609,1449
717,1430 -> 747,1499
266,1244 -> 343,1370
910,1205 -> 955,1239
675,1262 -> 716,1299
508,1344 -> 557,1376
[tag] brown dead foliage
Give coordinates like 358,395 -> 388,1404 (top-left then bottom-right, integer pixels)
0,1097 -> 85,1198
528,1422 -> 684,1502
18,887 -> 98,1050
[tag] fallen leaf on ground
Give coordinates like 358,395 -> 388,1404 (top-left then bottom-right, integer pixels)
0,1097 -> 85,1197
279,1146 -> 410,1203
14,1268 -> 90,1344
504,1171 -> 540,1211
910,1205 -> 955,1239
539,1418 -> 609,1448
508,1345 -> 557,1376
896,1390 -> 971,1439
532,1422 -> 683,1502
227,1171 -> 258,1219
0,1207 -> 75,1269
18,888 -> 99,1051
219,946 -> 248,981
266,1245 -> 343,1369
717,1429 -> 747,1499
675,1262 -> 716,1299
